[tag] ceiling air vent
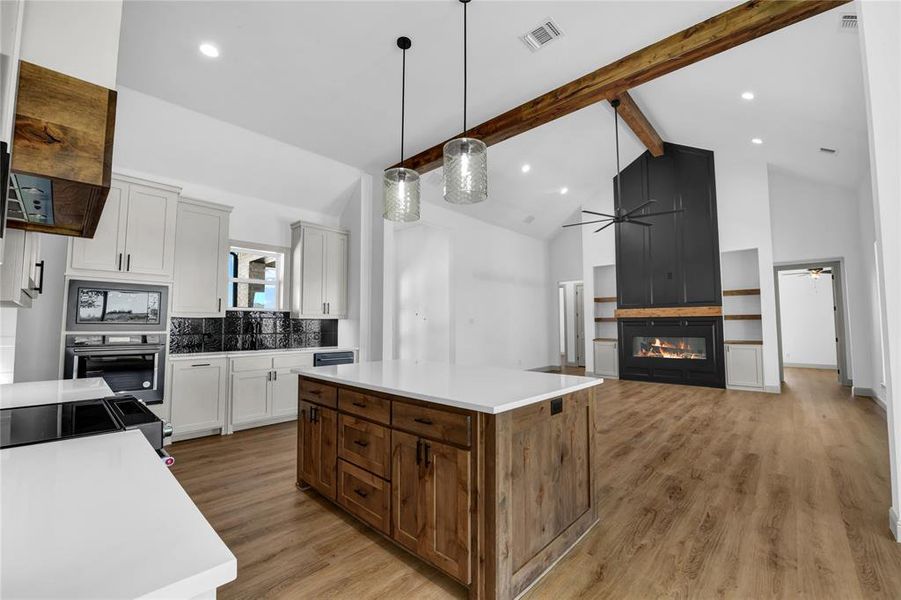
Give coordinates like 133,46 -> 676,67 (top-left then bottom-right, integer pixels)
839,14 -> 858,31
521,19 -> 564,52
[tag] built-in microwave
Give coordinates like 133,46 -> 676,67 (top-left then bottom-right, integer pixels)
65,280 -> 168,332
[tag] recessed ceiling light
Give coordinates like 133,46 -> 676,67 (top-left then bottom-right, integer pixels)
199,43 -> 220,58
521,164 -> 531,173
751,137 -> 763,145
741,91 -> 755,100
560,187 -> 569,195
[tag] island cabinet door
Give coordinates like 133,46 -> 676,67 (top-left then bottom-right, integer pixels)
392,430 -> 426,553
422,439 -> 471,584
297,400 -> 338,500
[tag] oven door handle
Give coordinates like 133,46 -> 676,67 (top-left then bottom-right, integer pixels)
71,346 -> 164,356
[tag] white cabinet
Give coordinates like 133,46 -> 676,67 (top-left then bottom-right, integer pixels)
69,175 -> 179,280
229,351 -> 315,430
169,357 -> 228,438
593,339 -> 619,378
725,343 -> 764,390
0,228 -> 42,308
291,222 -> 348,318
172,199 -> 231,317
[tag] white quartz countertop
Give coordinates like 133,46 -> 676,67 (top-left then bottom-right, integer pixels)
293,360 -> 603,414
168,346 -> 358,360
1,430 -> 236,599
0,377 -> 114,410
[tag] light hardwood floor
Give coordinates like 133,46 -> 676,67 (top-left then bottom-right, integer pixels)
167,368 -> 901,599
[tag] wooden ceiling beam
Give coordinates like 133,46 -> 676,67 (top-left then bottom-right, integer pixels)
393,0 -> 850,173
611,92 -> 664,157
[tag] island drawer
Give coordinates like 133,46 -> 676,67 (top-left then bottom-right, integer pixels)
338,414 -> 391,479
337,459 -> 390,535
393,401 -> 471,448
338,389 -> 391,425
299,378 -> 337,408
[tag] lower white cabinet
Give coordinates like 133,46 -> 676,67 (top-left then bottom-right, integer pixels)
229,352 -> 315,430
169,357 -> 228,438
725,343 -> 764,390
593,339 -> 619,378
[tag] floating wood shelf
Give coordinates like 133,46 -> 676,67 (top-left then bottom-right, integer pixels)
593,337 -> 617,342
594,296 -> 617,303
615,306 -> 722,318
723,288 -> 761,296
724,314 -> 762,320
594,317 -> 618,323
725,340 -> 763,345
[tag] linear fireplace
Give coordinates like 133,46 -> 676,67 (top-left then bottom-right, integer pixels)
619,318 -> 725,388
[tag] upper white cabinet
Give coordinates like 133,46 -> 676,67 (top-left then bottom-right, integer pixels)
0,229 -> 42,308
172,199 -> 231,317
69,175 -> 179,281
291,222 -> 348,318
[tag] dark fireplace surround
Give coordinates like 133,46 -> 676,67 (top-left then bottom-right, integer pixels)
613,143 -> 725,388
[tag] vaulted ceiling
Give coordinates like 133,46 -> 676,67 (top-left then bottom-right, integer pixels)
117,0 -> 868,239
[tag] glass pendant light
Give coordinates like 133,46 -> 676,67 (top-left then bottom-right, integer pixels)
384,36 -> 421,222
444,0 -> 487,205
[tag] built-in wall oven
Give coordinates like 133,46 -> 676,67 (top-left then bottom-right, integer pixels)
63,281 -> 168,404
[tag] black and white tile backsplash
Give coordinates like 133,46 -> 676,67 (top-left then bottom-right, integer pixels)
169,311 -> 338,354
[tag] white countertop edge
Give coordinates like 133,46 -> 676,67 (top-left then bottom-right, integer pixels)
137,558 -> 237,600
168,346 -> 359,360
292,369 -> 603,414
0,378 -> 114,410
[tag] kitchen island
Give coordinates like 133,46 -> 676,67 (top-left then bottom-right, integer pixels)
293,360 -> 603,600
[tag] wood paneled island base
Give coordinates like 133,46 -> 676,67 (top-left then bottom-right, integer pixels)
294,363 -> 602,600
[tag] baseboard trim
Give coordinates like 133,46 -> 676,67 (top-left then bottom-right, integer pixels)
890,507 -> 900,542
764,384 -> 781,394
783,362 -> 838,370
852,386 -> 887,410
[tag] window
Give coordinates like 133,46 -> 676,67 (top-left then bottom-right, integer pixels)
227,246 -> 285,310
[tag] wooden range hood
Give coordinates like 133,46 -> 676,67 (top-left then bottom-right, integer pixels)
7,61 -> 116,238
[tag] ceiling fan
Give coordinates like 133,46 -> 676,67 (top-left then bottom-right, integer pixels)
563,98 -> 683,233
785,267 -> 833,279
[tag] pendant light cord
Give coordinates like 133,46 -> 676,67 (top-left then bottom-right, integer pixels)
463,0 -> 468,135
401,45 -> 406,167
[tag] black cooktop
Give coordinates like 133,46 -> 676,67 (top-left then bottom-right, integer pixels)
0,399 -> 124,449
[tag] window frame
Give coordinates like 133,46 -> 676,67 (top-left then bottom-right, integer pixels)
227,243 -> 286,311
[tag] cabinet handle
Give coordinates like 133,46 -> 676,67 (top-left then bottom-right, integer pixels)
326,302 -> 330,314
353,488 -> 369,499
322,302 -> 326,314
416,439 -> 423,465
413,417 -> 433,426
218,298 -> 222,312
32,260 -> 45,294
353,439 -> 369,448
274,370 -> 278,381
191,363 -> 211,367
310,406 -> 318,423
423,442 -> 431,467
118,253 -> 123,271
352,401 -> 367,408
126,254 -> 131,271
309,389 -> 321,396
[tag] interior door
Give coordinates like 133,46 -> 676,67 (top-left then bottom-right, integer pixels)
123,183 -> 176,277
422,439 -> 471,583
324,231 -> 348,316
70,182 -> 127,273
301,227 -> 326,315
574,283 -> 585,366
392,430 -> 426,554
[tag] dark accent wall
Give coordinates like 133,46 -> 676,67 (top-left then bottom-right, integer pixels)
615,142 -> 722,308
169,311 -> 338,354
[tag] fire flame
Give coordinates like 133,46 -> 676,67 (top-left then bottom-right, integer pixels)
634,337 -> 706,360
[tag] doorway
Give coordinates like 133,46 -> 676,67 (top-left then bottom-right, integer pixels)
774,260 -> 849,386
557,280 -> 585,368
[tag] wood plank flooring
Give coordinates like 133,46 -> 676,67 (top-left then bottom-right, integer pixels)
167,368 -> 901,599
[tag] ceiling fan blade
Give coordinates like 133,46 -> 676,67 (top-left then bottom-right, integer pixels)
594,221 -> 616,233
640,209 -> 685,218
582,209 -> 616,218
623,199 -> 656,217
626,219 -> 653,227
562,218 -> 614,228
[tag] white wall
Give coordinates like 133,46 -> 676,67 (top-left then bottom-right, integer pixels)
858,0 -> 901,539
768,167 -> 878,389
19,0 -> 122,88
383,199 -> 554,371
0,308 -> 16,384
778,271 -> 837,369
550,209 -> 584,364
